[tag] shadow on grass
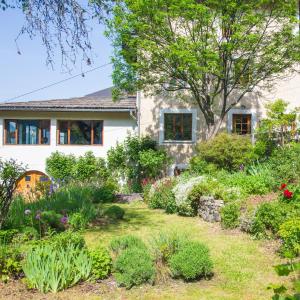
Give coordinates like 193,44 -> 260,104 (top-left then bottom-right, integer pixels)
86,204 -> 166,236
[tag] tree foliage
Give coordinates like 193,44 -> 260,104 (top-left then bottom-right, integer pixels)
0,159 -> 25,229
2,0 -> 113,68
108,0 -> 300,138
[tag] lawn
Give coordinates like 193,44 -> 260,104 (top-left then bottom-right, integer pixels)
82,202 -> 283,300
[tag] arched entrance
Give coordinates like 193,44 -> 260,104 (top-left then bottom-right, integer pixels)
16,170 -> 50,199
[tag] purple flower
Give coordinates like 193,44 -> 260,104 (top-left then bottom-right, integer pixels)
60,216 -> 68,224
24,209 -> 31,215
239,164 -> 245,171
35,211 -> 41,220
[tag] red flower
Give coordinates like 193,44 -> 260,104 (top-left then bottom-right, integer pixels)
283,189 -> 293,199
279,183 -> 287,190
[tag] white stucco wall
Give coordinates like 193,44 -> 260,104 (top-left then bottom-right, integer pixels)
0,111 -> 137,173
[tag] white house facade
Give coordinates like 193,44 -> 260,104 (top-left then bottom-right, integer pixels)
0,88 -> 137,173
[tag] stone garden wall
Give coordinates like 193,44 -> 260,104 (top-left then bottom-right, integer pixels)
198,196 -> 224,222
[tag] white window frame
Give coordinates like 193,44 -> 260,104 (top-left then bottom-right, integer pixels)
159,108 -> 197,145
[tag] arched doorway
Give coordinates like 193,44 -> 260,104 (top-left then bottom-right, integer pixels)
16,170 -> 50,199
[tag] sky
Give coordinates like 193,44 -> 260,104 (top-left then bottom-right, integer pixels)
0,7 -> 113,103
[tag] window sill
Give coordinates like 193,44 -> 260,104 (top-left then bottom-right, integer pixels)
162,140 -> 195,145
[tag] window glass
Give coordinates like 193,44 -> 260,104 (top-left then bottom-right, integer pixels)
58,121 -> 68,145
164,113 -> 192,141
70,121 -> 91,145
233,114 -> 252,135
5,120 -> 17,144
18,120 -> 39,144
5,120 -> 50,145
40,120 -> 50,144
93,121 -> 103,145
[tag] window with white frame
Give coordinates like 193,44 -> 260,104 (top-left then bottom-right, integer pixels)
160,109 -> 197,144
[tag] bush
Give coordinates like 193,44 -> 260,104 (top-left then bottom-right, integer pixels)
172,176 -> 205,216
107,135 -> 170,192
114,247 -> 155,289
146,178 -> 177,214
89,248 -> 112,280
267,143 -> 300,185
46,230 -> 86,250
194,133 -> 254,171
150,231 -> 186,263
68,213 -> 89,231
11,227 -> 39,244
91,181 -> 117,203
250,201 -> 296,239
169,241 -> 213,281
39,210 -> 65,233
0,229 -> 18,244
23,243 -> 92,293
0,245 -> 23,282
104,205 -> 125,220
189,156 -> 218,175
220,203 -> 241,229
46,151 -> 76,182
73,152 -> 108,181
278,218 -> 300,258
110,235 -> 147,255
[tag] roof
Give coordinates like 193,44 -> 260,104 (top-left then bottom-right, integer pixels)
0,87 -> 136,112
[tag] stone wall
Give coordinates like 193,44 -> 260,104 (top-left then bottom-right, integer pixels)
198,196 -> 224,222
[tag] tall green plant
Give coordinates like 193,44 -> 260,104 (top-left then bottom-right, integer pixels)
23,244 -> 92,293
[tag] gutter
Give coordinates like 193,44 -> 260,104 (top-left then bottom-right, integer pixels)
0,107 -> 136,112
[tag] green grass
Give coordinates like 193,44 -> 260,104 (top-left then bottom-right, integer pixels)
83,202 -> 285,300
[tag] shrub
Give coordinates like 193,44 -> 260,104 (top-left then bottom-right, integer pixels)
267,143 -> 300,185
68,213 -> 88,231
89,248 -> 112,280
278,218 -> 300,258
0,229 -> 18,244
220,202 -> 241,229
91,181 -> 117,203
150,231 -> 186,263
107,135 -> 170,192
139,149 -> 170,179
46,151 -> 76,182
189,156 -> 218,175
46,230 -> 86,250
39,210 -> 65,233
194,133 -> 254,171
169,241 -> 213,281
172,176 -> 205,216
146,178 -> 177,214
23,243 -> 92,293
73,152 -> 108,181
11,227 -> 39,244
0,245 -> 23,282
104,205 -> 125,220
250,201 -> 296,239
110,235 -> 147,255
114,247 -> 155,289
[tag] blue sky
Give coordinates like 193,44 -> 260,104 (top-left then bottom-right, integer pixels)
0,7 -> 113,102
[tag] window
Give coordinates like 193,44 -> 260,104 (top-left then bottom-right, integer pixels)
232,114 -> 252,135
5,120 -> 50,145
164,113 -> 192,141
57,120 -> 103,145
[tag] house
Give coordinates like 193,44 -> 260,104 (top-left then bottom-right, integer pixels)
0,71 -> 299,186
0,87 -> 137,191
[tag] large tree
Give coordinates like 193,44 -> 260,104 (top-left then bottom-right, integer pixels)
108,0 -> 300,139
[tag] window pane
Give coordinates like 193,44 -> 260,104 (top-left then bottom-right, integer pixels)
70,121 -> 91,145
93,121 -> 103,145
18,120 -> 39,145
40,120 -> 50,145
183,114 -> 192,140
233,114 -> 251,135
5,120 -> 16,144
58,121 -> 68,144
164,113 -> 192,141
